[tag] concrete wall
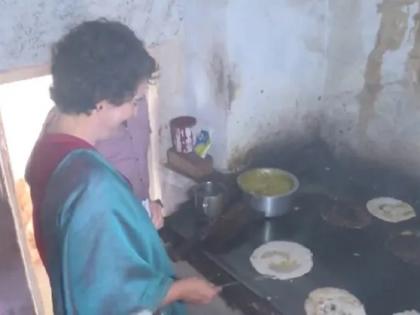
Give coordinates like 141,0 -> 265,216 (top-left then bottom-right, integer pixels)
154,1 -> 231,169
321,0 -> 420,175
156,0 -> 327,169
175,0 -> 420,174
0,0 -> 184,71
224,0 -> 327,168
2,0 -> 420,178
0,0 -> 328,170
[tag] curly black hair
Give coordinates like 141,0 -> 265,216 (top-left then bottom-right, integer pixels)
50,19 -> 157,114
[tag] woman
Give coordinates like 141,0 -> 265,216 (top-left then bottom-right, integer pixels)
26,19 -> 219,315
42,91 -> 164,230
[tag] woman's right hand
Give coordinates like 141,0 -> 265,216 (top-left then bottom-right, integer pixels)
175,277 -> 220,304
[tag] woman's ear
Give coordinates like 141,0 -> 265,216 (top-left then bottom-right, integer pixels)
95,100 -> 108,112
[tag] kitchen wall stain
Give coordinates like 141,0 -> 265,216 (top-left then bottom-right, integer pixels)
209,47 -> 239,111
212,52 -> 225,100
406,9 -> 420,91
227,70 -> 238,108
357,0 -> 414,132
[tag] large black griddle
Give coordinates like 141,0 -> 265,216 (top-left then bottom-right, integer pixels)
166,141 -> 420,315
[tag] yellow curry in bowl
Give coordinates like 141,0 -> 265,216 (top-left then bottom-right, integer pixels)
237,168 -> 296,197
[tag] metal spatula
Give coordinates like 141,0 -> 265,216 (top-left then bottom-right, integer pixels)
219,275 -> 271,288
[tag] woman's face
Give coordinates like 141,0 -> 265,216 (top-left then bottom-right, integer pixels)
96,81 -> 148,140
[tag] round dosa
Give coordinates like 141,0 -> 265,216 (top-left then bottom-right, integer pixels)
366,197 -> 415,223
304,287 -> 366,315
250,241 -> 313,280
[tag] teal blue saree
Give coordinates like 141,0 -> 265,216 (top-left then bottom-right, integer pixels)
38,149 -> 185,315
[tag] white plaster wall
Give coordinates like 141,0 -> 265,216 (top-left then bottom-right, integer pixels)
153,1 -> 232,169
198,0 -> 420,173
0,0 -> 331,172
158,0 -> 329,169
176,0 -> 230,167
0,0 -> 184,71
3,0 -> 420,175
321,0 -> 420,173
225,0 -> 327,167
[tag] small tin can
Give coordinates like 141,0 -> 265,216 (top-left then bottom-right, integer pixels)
170,116 -> 197,153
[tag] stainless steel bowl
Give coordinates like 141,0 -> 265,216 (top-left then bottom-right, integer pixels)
237,168 -> 299,218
